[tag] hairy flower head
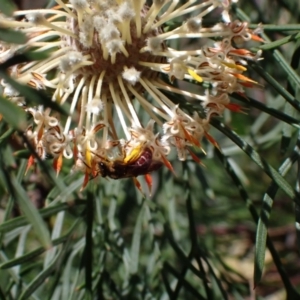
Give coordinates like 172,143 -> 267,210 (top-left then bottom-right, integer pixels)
0,0 -> 262,183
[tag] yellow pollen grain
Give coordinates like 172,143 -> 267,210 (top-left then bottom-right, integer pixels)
222,62 -> 247,71
123,144 -> 144,164
85,146 -> 92,168
187,68 -> 203,83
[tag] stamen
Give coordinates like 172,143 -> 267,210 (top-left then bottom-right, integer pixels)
153,79 -> 206,101
13,8 -> 73,18
26,13 -> 77,38
117,2 -> 135,44
126,83 -> 166,125
109,82 -> 130,139
138,61 -> 169,71
55,0 -> 77,18
117,76 -> 141,127
64,76 -> 86,133
143,0 -> 168,34
95,71 -> 106,99
139,78 -> 173,116
132,0 -> 145,38
101,94 -> 108,147
154,0 -> 205,29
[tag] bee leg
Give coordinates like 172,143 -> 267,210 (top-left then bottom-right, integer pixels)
90,151 -> 106,161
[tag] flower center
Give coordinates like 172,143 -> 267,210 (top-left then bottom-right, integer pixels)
63,4 -> 164,97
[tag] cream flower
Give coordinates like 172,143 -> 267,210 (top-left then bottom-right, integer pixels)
0,0 -> 262,182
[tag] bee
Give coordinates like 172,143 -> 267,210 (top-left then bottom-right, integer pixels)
96,148 -> 163,179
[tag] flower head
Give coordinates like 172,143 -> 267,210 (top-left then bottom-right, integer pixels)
0,0 -> 262,184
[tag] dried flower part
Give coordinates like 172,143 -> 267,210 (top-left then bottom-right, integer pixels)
0,0 -> 263,185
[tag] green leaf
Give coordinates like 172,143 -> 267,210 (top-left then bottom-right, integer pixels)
0,219 -> 80,269
0,0 -> 16,16
84,192 -> 94,295
249,24 -> 300,31
231,93 -> 300,127
254,193 -> 272,287
0,160 -> 27,248
130,204 -> 145,274
45,175 -> 83,205
163,262 -> 206,299
212,119 -> 299,203
0,127 -> 15,145
249,63 -> 300,114
0,28 -> 27,44
12,177 -> 52,250
0,96 -> 27,130
164,224 -> 207,280
18,233 -> 73,300
0,52 -> 50,70
256,32 -> 300,51
0,200 -> 86,233
25,50 -> 51,61
1,246 -> 47,270
254,150 -> 298,286
12,149 -> 30,159
161,269 -> 174,298
281,103 -> 297,155
0,72 -> 68,116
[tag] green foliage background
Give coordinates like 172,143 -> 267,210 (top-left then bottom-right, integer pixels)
0,0 -> 300,299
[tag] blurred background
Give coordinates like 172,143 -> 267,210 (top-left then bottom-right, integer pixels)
0,0 -> 300,299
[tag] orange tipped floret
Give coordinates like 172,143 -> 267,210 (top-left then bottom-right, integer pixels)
81,171 -> 90,191
251,34 -> 264,43
73,142 -> 78,161
204,132 -> 220,149
144,173 -> 153,195
231,73 -> 258,84
230,48 -> 256,56
225,103 -> 246,113
37,126 -> 44,141
186,148 -> 204,166
239,82 -> 255,89
161,154 -> 175,175
181,125 -> 200,147
25,155 -> 35,175
133,177 -> 144,196
91,160 -> 99,177
53,153 -> 63,176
